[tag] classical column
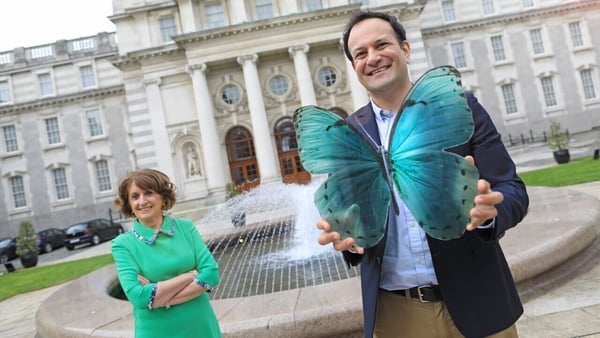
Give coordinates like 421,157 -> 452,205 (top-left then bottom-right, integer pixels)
142,78 -> 175,178
187,63 -> 227,191
178,0 -> 196,33
289,44 -> 317,106
236,54 -> 280,183
230,1 -> 248,24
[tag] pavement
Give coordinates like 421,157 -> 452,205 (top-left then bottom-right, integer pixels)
1,131 -> 599,338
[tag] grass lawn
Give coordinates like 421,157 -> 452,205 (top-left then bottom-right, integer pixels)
0,254 -> 114,302
518,156 -> 600,187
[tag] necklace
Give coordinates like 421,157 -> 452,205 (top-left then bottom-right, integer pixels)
130,217 -> 176,245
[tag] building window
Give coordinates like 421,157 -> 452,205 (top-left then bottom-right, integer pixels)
2,125 -> 18,153
205,3 -> 225,29
10,176 -> 26,208
0,80 -> 11,104
53,168 -> 69,200
45,117 -> 61,145
530,29 -> 545,55
540,76 -> 557,107
275,118 -> 297,153
95,160 -> 112,192
80,65 -> 96,89
318,67 -> 338,87
450,42 -> 467,69
306,0 -> 322,11
490,35 -> 506,62
256,0 -> 273,20
72,38 -> 94,51
351,0 -> 369,4
568,22 -> 584,48
580,69 -> 597,100
0,53 -> 11,65
38,73 -> 54,96
221,84 -> 241,105
159,16 -> 177,43
501,84 -> 518,114
482,0 -> 495,15
86,109 -> 104,137
522,0 -> 535,8
269,75 -> 289,96
442,1 -> 456,22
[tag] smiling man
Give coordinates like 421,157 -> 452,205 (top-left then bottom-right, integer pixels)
315,11 -> 529,338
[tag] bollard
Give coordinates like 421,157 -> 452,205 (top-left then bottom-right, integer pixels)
594,149 -> 599,160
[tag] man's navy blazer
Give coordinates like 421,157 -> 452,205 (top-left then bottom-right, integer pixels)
344,92 -> 529,338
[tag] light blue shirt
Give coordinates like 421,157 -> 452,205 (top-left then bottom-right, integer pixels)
371,102 -> 439,290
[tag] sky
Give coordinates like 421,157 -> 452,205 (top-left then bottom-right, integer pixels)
0,0 -> 115,52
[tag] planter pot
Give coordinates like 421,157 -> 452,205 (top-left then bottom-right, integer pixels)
19,251 -> 39,268
553,149 -> 570,164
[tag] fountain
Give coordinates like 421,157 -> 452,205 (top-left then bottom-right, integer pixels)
35,184 -> 600,337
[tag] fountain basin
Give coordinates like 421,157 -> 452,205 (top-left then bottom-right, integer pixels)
35,186 -> 600,337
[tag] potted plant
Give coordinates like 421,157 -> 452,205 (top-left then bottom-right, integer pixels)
16,220 -> 39,268
547,120 -> 570,164
225,182 -> 246,227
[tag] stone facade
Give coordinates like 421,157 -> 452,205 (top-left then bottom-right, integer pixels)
1,0 -> 599,235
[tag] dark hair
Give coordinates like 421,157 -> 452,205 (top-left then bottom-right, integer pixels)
114,168 -> 177,218
342,11 -> 407,63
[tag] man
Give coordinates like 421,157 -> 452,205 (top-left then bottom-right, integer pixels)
316,11 -> 529,338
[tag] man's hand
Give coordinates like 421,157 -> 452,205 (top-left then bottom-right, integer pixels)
465,156 -> 504,231
317,219 -> 365,254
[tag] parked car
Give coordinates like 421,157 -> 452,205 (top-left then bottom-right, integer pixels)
64,218 -> 124,251
0,237 -> 18,263
36,228 -> 66,253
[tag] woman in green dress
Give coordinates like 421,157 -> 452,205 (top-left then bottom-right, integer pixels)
112,168 -> 221,338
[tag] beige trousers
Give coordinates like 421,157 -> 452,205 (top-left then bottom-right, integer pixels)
373,289 -> 518,338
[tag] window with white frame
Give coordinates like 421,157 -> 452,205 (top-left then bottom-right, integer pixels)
80,65 -> 96,89
482,0 -> 496,15
318,67 -> 338,87
221,84 -> 241,105
568,22 -> 584,48
52,168 -> 70,200
442,1 -> 456,22
450,42 -> 467,69
95,159 -> 112,192
530,28 -> 545,55
86,109 -> 104,137
38,73 -> 54,96
205,3 -> 225,29
269,75 -> 289,96
490,35 -> 506,62
580,69 -> 597,100
0,80 -> 11,104
306,0 -> 322,11
2,125 -> 18,153
540,76 -> 557,107
501,84 -> 518,114
159,16 -> 177,43
45,117 -> 61,145
10,176 -> 26,208
522,0 -> 534,8
256,0 -> 273,20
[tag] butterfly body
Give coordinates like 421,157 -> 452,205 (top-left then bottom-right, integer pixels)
294,66 -> 479,248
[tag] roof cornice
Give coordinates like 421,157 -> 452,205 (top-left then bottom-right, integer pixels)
421,1 -> 600,37
0,85 -> 124,115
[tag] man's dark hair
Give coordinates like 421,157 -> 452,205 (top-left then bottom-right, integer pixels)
342,11 -> 407,63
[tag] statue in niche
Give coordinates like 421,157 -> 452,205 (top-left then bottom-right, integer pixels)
186,145 -> 201,177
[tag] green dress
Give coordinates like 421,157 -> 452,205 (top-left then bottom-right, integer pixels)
112,216 -> 221,338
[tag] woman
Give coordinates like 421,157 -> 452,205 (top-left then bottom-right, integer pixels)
112,168 -> 221,338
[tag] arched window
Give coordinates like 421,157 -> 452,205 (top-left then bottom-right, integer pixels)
226,127 -> 259,187
274,117 -> 297,153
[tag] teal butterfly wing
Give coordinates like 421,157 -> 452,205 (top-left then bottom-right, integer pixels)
389,65 -> 479,240
293,106 -> 391,248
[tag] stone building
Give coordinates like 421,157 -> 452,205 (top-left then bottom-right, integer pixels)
1,0 -> 599,235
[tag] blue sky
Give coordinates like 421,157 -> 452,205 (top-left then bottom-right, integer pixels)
0,0 -> 115,52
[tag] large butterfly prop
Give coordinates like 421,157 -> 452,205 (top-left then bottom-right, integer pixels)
293,65 -> 479,248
